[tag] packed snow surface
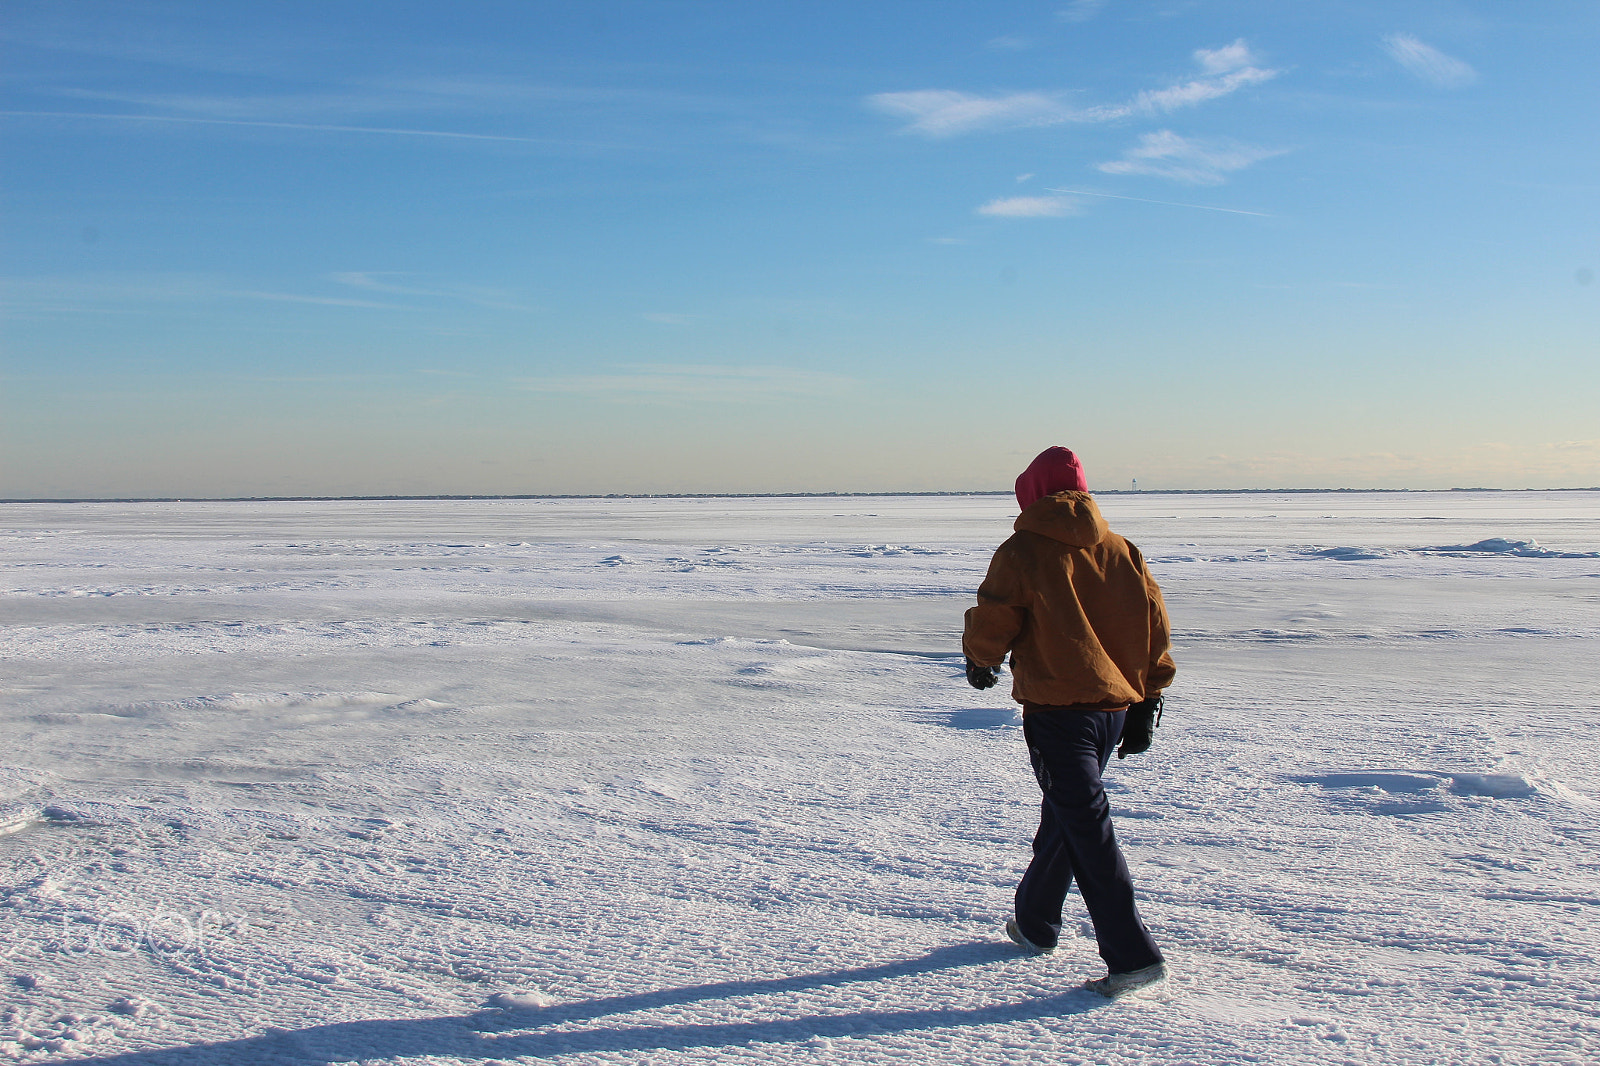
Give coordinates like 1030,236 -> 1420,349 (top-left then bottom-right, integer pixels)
3,491 -> 1598,1065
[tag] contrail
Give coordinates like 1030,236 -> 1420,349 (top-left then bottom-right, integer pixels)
0,110 -> 557,144
1046,186 -> 1272,217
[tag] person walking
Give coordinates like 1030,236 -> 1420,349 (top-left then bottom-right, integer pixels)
963,446 -> 1175,998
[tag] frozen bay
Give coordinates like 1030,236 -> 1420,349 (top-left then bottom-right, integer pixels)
3,491 -> 1599,1064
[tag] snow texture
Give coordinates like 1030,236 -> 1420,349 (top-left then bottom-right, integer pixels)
3,491 -> 1599,1065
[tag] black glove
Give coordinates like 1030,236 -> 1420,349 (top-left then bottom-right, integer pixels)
965,658 -> 999,690
1117,694 -> 1163,759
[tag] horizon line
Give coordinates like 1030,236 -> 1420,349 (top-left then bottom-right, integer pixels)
5,487 -> 1598,505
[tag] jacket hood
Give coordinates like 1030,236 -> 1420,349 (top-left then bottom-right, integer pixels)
1015,447 -> 1088,510
1015,491 -> 1110,548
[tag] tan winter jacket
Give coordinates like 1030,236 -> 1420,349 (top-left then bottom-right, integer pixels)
963,492 -> 1175,710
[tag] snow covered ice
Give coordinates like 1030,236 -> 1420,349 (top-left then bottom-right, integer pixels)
3,491 -> 1599,1065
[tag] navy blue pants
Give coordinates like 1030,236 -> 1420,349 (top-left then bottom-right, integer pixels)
1014,707 -> 1163,973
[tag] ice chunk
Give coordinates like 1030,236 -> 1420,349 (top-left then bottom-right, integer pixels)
1420,537 -> 1599,558
1305,546 -> 1394,560
485,990 -> 552,1010
1449,773 -> 1536,798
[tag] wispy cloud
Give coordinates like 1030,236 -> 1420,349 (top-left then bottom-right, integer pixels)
1,271 -> 536,318
329,272 -> 450,297
7,24 -> 814,156
869,38 -> 1280,137
516,365 -> 855,403
51,87 -> 413,120
1,273 -> 401,314
977,195 -> 1083,218
1195,39 -> 1255,76
0,273 -> 219,317
866,91 -> 1073,137
1382,34 -> 1477,89
8,78 -> 731,152
1,110 -> 566,144
1056,0 -> 1107,23
1118,40 -> 1279,117
329,272 -> 537,312
0,18 -> 295,77
46,77 -> 718,122
1095,130 -> 1288,185
1045,186 -> 1273,217
225,290 -> 401,309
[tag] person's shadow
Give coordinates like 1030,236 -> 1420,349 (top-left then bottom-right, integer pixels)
59,940 -> 1106,1064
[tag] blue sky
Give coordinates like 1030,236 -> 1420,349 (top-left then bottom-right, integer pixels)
3,1 -> 1597,496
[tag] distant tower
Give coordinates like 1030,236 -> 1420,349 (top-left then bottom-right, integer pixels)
1131,478 -> 1138,492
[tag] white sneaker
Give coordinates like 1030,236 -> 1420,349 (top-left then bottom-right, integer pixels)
1005,920 -> 1054,956
1084,961 -> 1167,998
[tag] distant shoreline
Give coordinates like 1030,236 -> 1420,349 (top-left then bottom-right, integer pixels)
4,487 -> 1598,504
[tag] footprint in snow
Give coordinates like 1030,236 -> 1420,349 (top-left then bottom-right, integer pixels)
1295,770 -> 1538,814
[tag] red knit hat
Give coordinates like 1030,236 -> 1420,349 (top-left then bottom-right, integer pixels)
1015,447 -> 1088,509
